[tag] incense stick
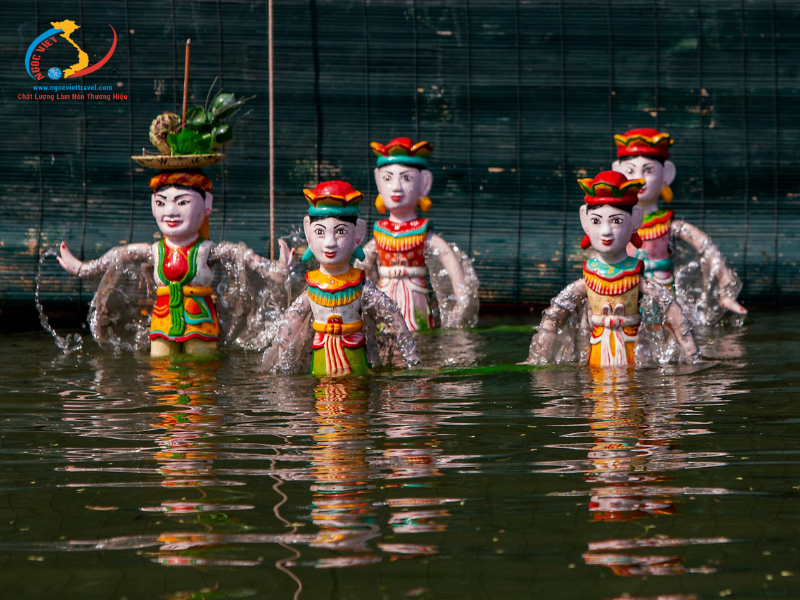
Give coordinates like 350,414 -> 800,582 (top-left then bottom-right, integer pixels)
181,39 -> 191,131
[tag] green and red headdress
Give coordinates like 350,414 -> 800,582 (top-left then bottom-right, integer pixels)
303,180 -> 363,218
614,128 -> 673,159
371,137 -> 433,169
577,171 -> 645,249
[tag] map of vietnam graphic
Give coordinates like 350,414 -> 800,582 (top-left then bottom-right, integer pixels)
51,20 -> 88,77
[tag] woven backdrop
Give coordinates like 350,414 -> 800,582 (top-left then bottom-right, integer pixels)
2,0 -> 799,313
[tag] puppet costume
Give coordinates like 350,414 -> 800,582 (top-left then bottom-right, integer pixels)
373,217 -> 434,331
583,256 -> 643,367
307,267 -> 369,377
150,237 -> 220,343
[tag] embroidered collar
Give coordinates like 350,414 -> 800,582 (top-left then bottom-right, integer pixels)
374,218 -> 430,238
306,268 -> 365,292
583,256 -> 642,281
641,208 -> 673,228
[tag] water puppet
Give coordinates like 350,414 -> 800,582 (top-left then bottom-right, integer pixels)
527,171 -> 700,367
262,181 -> 420,377
357,138 -> 479,331
55,80 -> 294,355
612,129 -> 746,325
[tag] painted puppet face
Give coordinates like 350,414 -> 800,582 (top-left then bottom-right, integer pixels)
374,164 -> 433,214
611,156 -> 676,205
579,204 -> 644,260
303,216 -> 367,270
151,186 -> 212,240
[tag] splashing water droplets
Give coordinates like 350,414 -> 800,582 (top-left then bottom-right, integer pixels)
36,247 -> 84,353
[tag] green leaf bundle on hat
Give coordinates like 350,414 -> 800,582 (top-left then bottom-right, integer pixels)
148,77 -> 254,157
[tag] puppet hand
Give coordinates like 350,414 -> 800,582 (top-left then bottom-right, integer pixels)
278,239 -> 296,271
720,294 -> 747,315
56,242 -> 84,276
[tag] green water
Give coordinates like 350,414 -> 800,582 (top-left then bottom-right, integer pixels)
0,313 -> 798,599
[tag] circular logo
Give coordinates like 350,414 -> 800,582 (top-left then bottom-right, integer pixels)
47,66 -> 62,80
109,67 -> 120,79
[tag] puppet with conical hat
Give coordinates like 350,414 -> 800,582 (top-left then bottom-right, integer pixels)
527,171 -> 700,368
611,129 -> 746,326
56,114 -> 295,356
262,181 -> 421,377
356,138 -> 480,332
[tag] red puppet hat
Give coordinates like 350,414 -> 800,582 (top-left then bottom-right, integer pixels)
614,128 -> 673,159
577,170 -> 644,207
577,171 -> 645,249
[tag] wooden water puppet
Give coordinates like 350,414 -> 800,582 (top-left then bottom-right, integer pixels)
263,181 -> 420,377
612,129 -> 746,325
358,138 -> 479,331
57,166 -> 294,356
56,78 -> 293,356
527,171 -> 700,367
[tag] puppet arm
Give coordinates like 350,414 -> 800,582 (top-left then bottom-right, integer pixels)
210,239 -> 295,283
428,233 -> 466,303
527,279 -> 586,364
354,239 -> 379,282
57,242 -> 152,279
263,292 -> 313,372
671,220 -> 747,316
641,277 -> 701,363
362,281 -> 421,368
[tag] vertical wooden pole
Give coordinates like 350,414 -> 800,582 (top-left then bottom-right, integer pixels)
269,0 -> 275,259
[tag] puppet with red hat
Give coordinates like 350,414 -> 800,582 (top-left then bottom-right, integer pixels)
612,128 -> 746,326
262,181 -> 420,377
527,171 -> 699,368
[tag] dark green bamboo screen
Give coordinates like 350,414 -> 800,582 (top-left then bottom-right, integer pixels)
2,0 -> 799,311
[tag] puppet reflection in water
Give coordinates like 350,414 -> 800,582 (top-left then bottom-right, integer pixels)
306,377 -> 448,566
533,364 -> 742,577
144,358 -> 259,568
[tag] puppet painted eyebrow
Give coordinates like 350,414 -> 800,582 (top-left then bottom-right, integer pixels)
156,193 -> 196,200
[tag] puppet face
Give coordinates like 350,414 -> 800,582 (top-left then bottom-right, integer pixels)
151,186 -> 212,240
374,164 -> 433,215
303,216 -> 367,270
579,204 -> 644,259
611,156 -> 676,205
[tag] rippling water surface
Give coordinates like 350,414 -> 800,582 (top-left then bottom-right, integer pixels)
1,312 -> 799,599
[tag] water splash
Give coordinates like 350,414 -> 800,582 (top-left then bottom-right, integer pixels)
35,246 -> 83,353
